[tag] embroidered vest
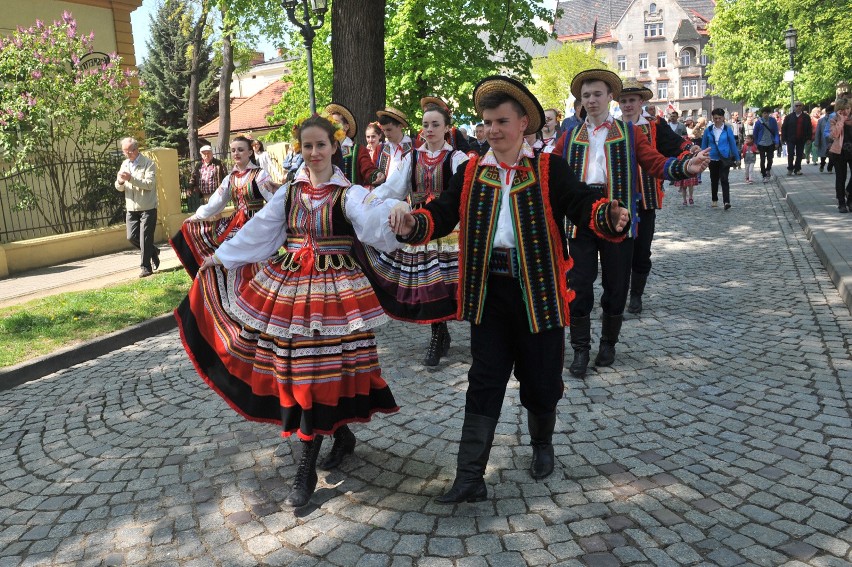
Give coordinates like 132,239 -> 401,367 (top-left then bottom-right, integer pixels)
562,120 -> 641,238
636,122 -> 664,211
232,169 -> 266,216
409,149 -> 455,207
457,153 -> 573,333
377,140 -> 412,176
340,143 -> 362,184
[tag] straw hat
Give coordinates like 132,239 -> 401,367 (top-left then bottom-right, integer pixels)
473,75 -> 545,135
376,106 -> 410,129
570,68 -> 622,100
420,96 -> 452,116
325,103 -> 357,138
619,78 -> 653,102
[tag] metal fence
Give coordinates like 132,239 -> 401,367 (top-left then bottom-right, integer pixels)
0,153 -> 125,244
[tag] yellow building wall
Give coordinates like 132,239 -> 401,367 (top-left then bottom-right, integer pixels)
0,148 -> 186,277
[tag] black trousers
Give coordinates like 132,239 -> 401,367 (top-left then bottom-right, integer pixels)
834,154 -> 852,204
758,144 -> 775,177
466,275 -> 565,420
567,226 -> 632,319
709,161 -> 731,204
787,140 -> 806,172
631,208 -> 656,276
126,208 -> 158,270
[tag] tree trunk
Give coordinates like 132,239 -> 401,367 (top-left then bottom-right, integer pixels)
332,0 -> 385,145
217,7 -> 235,158
187,0 -> 212,161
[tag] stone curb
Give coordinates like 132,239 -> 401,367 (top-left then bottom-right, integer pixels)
778,178 -> 852,316
0,313 -> 176,392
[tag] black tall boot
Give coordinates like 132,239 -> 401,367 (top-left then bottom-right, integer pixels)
594,314 -> 624,367
320,425 -> 356,470
424,323 -> 444,366
568,315 -> 591,377
528,410 -> 556,480
435,413 -> 498,504
627,272 -> 648,314
439,322 -> 451,357
284,436 -> 324,507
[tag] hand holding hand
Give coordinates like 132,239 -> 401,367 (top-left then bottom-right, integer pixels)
198,255 -> 220,272
389,208 -> 416,236
609,200 -> 630,233
373,172 -> 386,186
687,148 -> 711,175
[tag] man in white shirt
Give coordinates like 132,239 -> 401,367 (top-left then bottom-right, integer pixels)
115,137 -> 159,277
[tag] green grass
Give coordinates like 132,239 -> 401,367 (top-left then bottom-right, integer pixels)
0,268 -> 192,367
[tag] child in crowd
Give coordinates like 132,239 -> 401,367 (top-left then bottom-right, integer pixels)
741,134 -> 758,184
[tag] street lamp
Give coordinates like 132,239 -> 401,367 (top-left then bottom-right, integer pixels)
784,25 -> 797,112
282,0 -> 328,114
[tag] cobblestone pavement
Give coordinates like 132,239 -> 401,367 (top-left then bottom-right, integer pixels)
1,168 -> 851,567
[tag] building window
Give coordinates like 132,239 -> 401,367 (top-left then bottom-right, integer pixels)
644,23 -> 664,37
682,82 -> 690,97
639,53 -> 648,70
658,81 -> 668,99
617,55 -> 626,71
657,51 -> 667,68
700,54 -> 708,66
650,3 -> 657,13
690,80 -> 698,97
680,49 -> 693,66
700,80 -> 707,96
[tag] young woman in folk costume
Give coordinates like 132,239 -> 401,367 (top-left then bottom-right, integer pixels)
365,122 -> 384,163
175,115 -> 408,509
358,101 -> 470,367
325,102 -> 386,187
414,96 -> 471,152
170,136 -> 279,278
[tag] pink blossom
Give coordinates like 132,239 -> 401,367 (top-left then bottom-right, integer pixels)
35,19 -> 44,28
31,70 -> 42,79
71,54 -> 80,65
62,11 -> 73,24
15,112 -> 24,120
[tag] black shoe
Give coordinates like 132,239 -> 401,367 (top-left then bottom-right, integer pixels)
594,314 -> 623,367
840,204 -> 849,213
568,315 -> 591,377
724,203 -> 731,210
439,322 -> 451,357
423,323 -> 444,366
528,411 -> 556,480
435,413 -> 497,504
285,436 -> 324,507
820,165 -> 825,172
626,272 -> 648,315
320,426 -> 356,470
152,248 -> 160,271
139,267 -> 153,278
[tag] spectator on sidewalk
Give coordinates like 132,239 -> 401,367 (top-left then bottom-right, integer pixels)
753,107 -> 780,182
115,137 -> 159,278
781,101 -> 813,176
188,145 -> 226,207
816,108 -> 833,173
469,123 -> 490,156
668,111 -> 687,136
806,107 -> 821,164
829,98 -> 852,213
701,108 -> 740,210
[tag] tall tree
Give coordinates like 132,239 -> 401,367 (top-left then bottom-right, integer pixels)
530,43 -> 612,111
706,0 -> 852,107
332,0 -> 385,141
187,0 -> 215,160
216,5 -> 236,158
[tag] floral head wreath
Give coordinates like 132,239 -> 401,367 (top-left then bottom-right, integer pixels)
290,113 -> 347,153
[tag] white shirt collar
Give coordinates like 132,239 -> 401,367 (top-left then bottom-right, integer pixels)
480,140 -> 535,167
416,141 -> 453,155
294,165 -> 351,188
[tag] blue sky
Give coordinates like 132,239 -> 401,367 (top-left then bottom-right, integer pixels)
131,0 -> 558,64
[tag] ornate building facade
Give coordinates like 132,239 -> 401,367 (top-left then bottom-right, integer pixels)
554,0 -> 742,119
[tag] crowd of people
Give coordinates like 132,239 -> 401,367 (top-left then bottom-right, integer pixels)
114,69 -> 848,513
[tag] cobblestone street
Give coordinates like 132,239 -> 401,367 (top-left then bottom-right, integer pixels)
1,170 -> 851,566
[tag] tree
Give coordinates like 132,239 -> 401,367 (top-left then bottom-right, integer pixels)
0,13 -> 140,234
268,0 -> 555,141
187,0 -> 216,160
706,0 -> 852,107
530,43 -> 612,111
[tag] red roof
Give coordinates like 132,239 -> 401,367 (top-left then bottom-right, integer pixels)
199,80 -> 291,137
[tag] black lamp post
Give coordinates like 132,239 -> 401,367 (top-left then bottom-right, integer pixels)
784,26 -> 797,112
282,0 -> 328,114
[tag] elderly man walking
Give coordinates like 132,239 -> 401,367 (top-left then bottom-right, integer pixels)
115,137 -> 159,278
782,101 -> 813,176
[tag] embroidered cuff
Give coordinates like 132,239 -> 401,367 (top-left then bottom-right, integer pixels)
664,155 -> 692,181
396,210 -> 433,245
368,169 -> 382,185
589,198 -> 629,243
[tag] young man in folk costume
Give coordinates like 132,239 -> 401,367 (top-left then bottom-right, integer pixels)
388,76 -> 632,503
552,69 -> 710,378
414,96 -> 472,153
326,102 -> 386,187
616,79 -> 699,315
376,106 -> 414,186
